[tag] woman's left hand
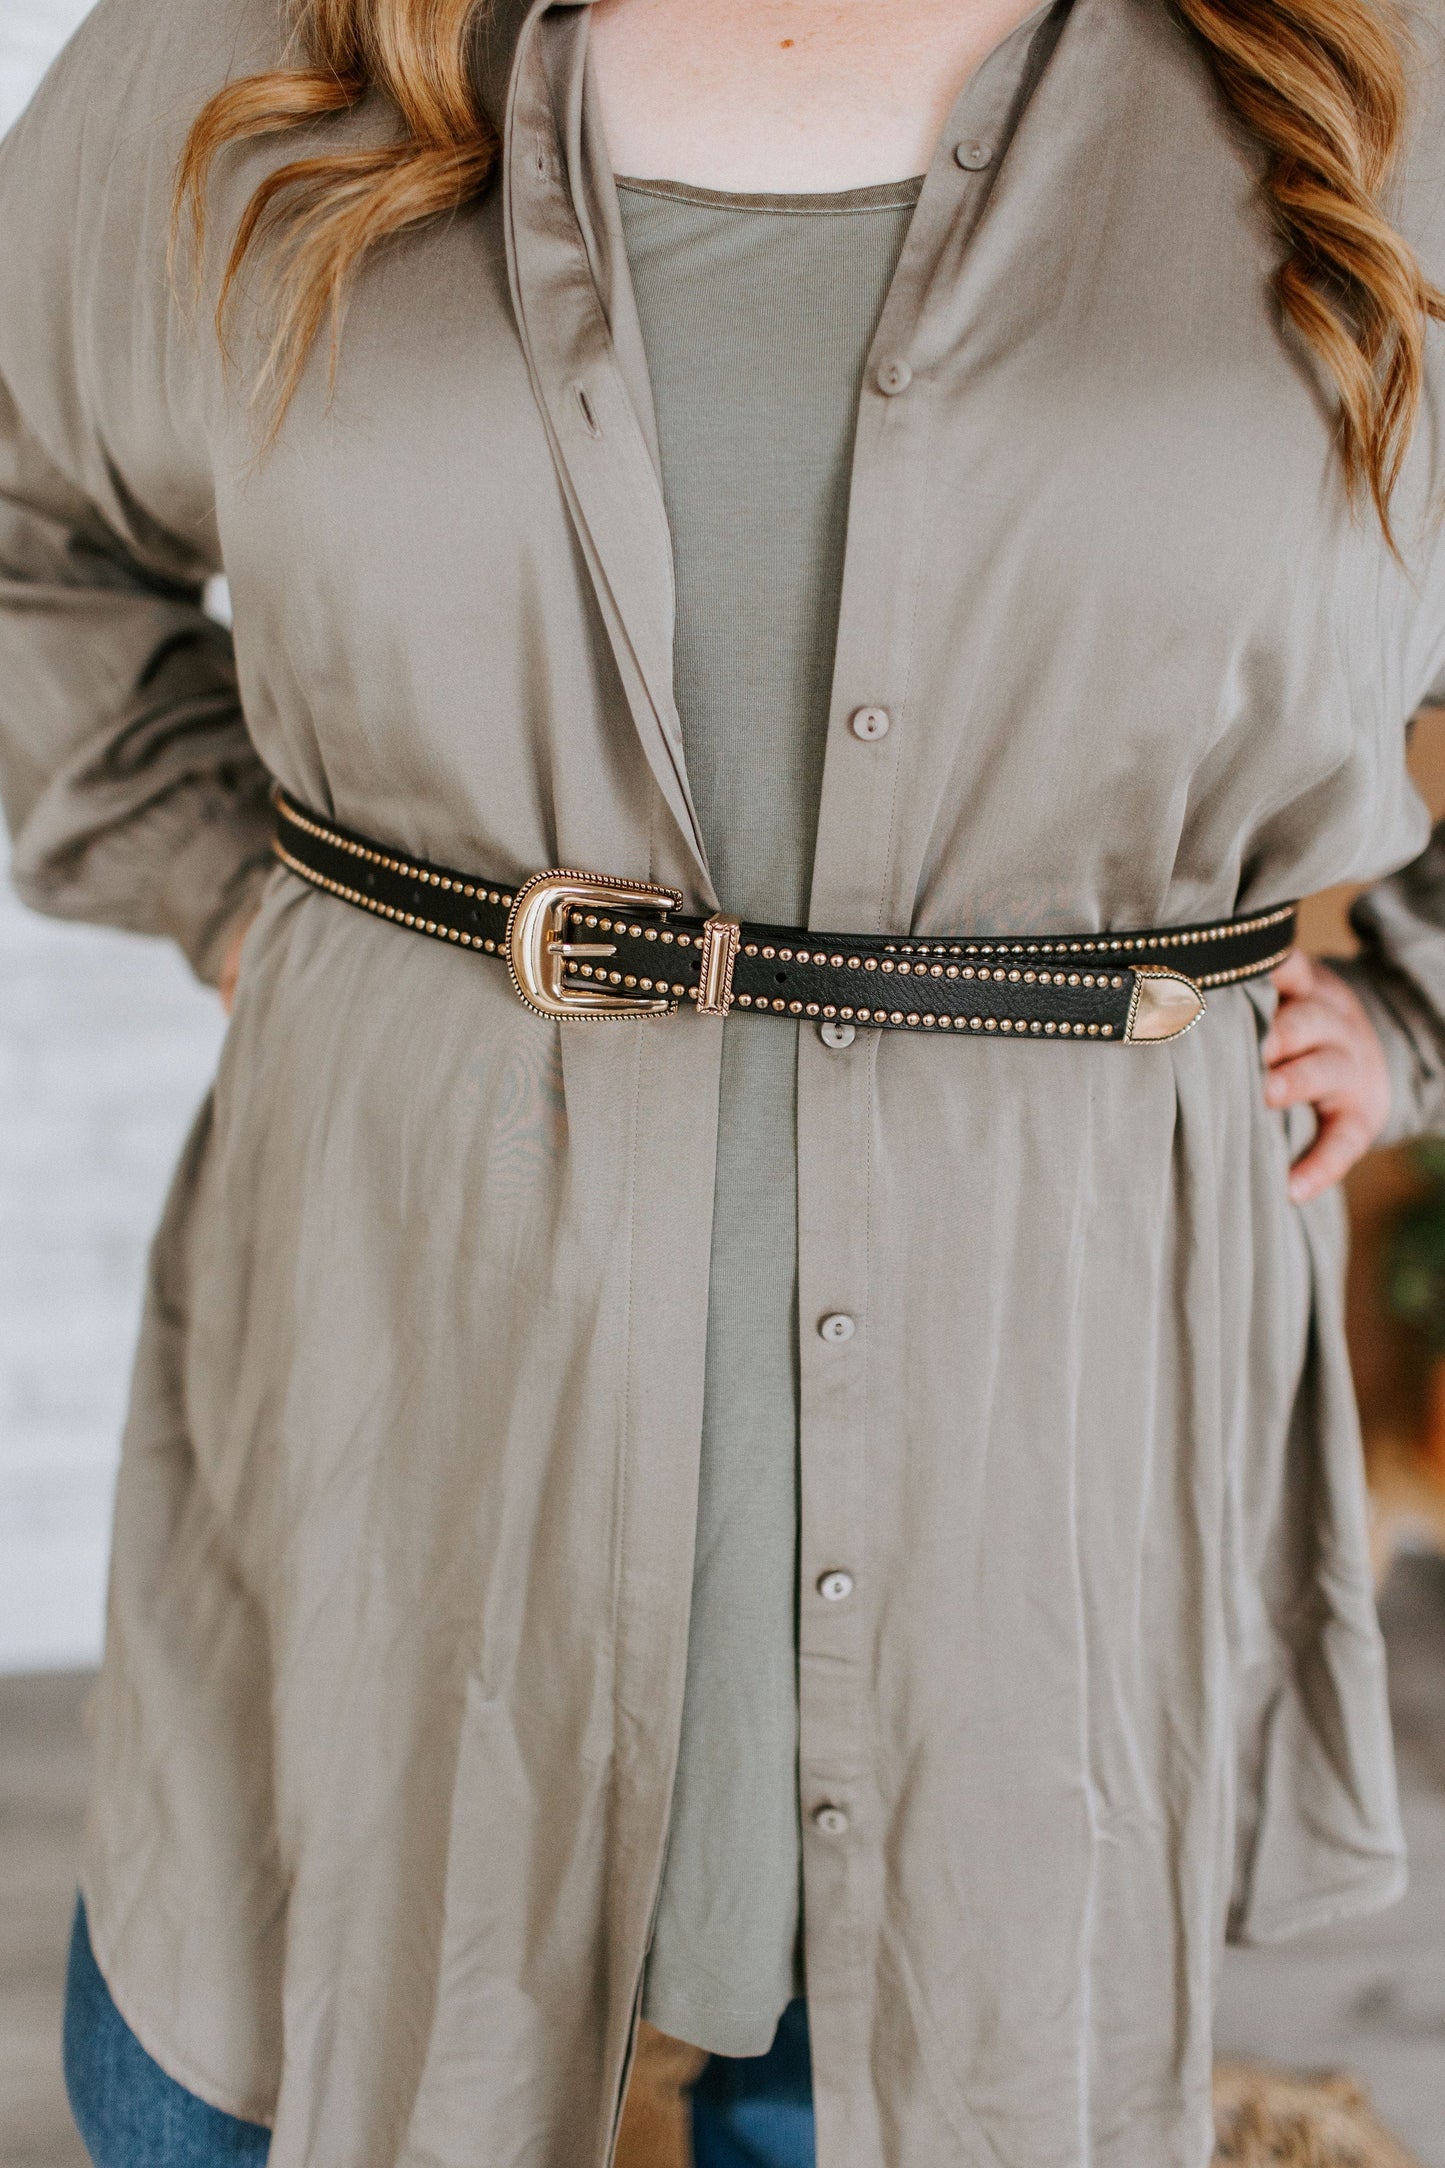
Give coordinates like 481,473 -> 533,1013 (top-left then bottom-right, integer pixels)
1262,949 -> 1392,1203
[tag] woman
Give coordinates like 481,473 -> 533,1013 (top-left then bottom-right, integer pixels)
1,0 -> 1442,2160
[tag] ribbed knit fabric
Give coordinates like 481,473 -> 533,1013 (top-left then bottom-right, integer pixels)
619,173 -> 921,2058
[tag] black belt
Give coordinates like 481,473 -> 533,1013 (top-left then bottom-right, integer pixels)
272,790 -> 1295,1045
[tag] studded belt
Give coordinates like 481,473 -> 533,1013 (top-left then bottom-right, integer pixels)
272,790 -> 1295,1045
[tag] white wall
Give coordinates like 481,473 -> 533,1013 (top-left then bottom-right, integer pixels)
0,0 -> 93,133
0,0 -> 228,1670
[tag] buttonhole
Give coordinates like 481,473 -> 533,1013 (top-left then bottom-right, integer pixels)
575,385 -> 601,437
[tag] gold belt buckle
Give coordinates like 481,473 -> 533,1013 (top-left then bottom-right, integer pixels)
505,869 -> 686,1019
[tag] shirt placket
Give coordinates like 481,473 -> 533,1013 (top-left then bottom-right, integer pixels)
795,14 -> 1067,2156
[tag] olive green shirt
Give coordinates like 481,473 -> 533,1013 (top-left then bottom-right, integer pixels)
5,0 -> 1443,2159
618,174 -> 923,2057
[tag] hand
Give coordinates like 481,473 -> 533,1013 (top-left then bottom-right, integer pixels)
217,909 -> 257,1016
1261,949 -> 1391,1203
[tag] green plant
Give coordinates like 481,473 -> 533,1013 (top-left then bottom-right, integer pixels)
1387,1141 -> 1445,1353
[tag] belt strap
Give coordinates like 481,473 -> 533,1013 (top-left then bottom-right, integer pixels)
272,790 -> 1295,1045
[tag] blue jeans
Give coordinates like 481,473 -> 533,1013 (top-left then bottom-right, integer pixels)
65,1895 -> 815,2167
690,1999 -> 815,2168
63,1900 -> 272,2167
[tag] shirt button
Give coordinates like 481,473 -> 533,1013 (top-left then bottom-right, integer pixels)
813,1804 -> 850,1836
819,1020 -> 856,1049
954,140 -> 994,169
819,1312 -> 856,1344
876,356 -> 912,396
817,1569 -> 855,1602
850,705 -> 891,741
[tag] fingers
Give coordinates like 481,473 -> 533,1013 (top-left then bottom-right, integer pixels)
217,908 -> 259,1016
1262,953 -> 1355,1065
1268,946 -> 1316,1000
1260,950 -> 1391,1201
1262,1047 -> 1346,1111
1286,1108 -> 1379,1204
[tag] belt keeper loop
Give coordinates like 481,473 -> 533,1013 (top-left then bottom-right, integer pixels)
697,913 -> 742,1015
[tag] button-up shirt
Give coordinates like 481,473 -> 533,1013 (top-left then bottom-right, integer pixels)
3,0 -> 1443,2160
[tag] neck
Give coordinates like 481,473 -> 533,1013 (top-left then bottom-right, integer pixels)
588,0 -> 1050,193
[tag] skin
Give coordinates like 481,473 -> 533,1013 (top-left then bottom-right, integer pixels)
219,0 -> 1395,1200
588,0 -> 1048,191
1261,949 -> 1391,1202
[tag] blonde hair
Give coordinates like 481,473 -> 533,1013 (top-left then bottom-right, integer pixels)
177,0 -> 1445,535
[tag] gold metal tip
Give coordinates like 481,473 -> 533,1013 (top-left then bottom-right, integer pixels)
1126,968 -> 1206,1044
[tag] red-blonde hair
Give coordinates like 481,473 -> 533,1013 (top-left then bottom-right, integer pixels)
176,0 -> 1445,537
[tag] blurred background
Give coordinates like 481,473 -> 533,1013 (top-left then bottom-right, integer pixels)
1,4 -> 1443,2166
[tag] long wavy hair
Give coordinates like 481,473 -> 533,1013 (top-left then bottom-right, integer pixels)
176,0 -> 1444,537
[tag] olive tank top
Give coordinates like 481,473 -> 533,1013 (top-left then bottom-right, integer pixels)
617,172 -> 922,2058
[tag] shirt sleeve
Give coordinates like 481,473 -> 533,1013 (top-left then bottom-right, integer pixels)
1335,821 -> 1445,1144
1318,22 -> 1445,1143
0,0 -> 276,985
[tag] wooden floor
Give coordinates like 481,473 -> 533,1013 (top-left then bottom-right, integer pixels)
4,1559 -> 1443,2168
